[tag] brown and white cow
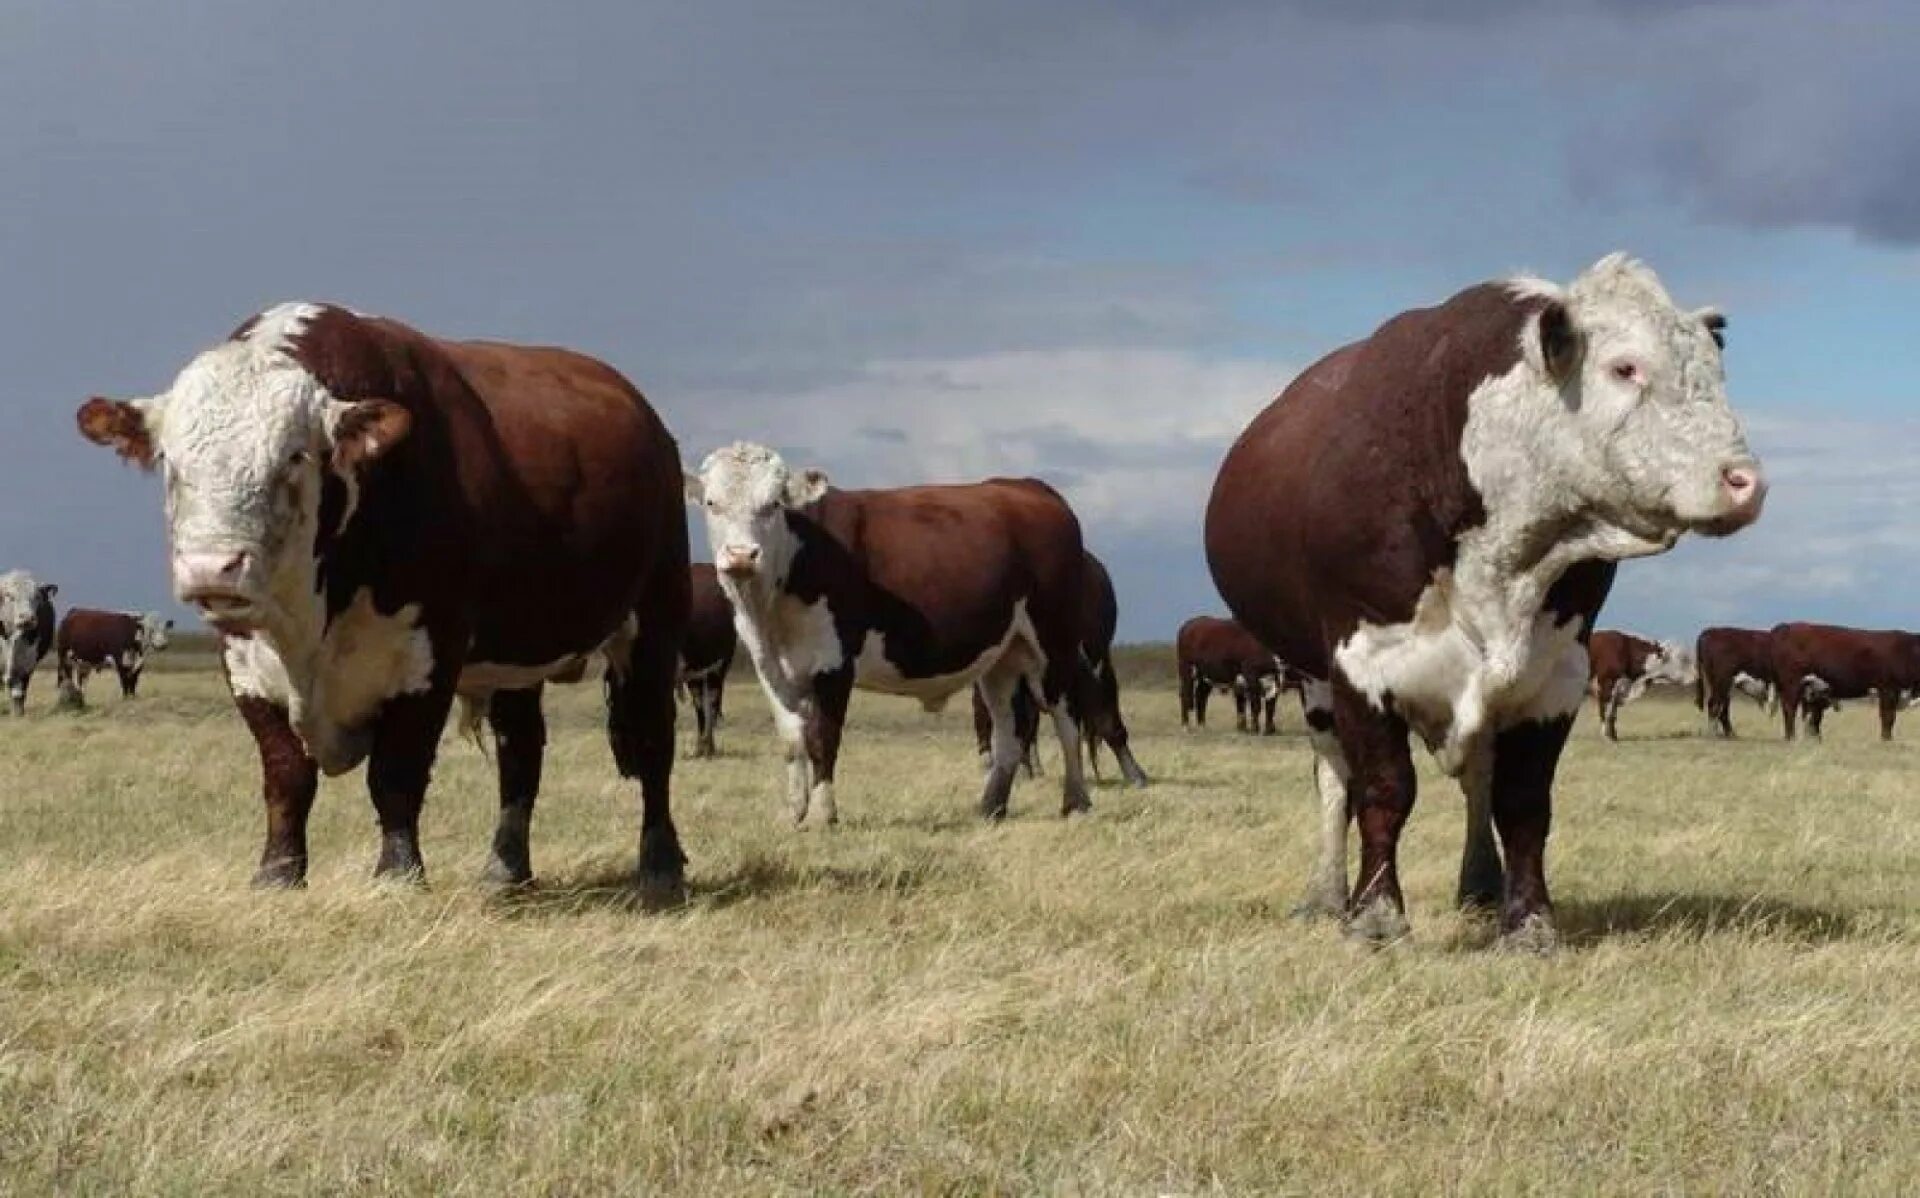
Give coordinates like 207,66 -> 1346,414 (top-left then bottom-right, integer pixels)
77,303 -> 691,892
969,550 -> 1150,788
0,570 -> 57,715
1694,626 -> 1777,737
1206,255 -> 1764,949
1768,622 -> 1920,741
686,443 -> 1090,823
55,609 -> 174,703
1587,629 -> 1695,741
1175,615 -> 1288,733
681,562 -> 737,758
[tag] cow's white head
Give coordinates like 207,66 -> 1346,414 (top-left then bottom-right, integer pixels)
1643,639 -> 1697,688
137,612 -> 174,654
0,572 -> 53,646
75,305 -> 409,637
685,443 -> 829,591
1501,254 -> 1765,554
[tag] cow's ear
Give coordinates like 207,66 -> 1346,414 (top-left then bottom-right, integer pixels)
76,396 -> 161,469
38,584 -> 56,601
1697,307 -> 1727,349
1536,300 -> 1584,387
163,619 -> 174,631
328,399 -> 411,473
684,472 -> 706,505
785,467 -> 830,507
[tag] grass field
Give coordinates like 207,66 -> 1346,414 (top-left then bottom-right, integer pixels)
2,664 -> 1916,1194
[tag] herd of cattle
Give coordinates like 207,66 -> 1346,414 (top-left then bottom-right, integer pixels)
6,252 -> 1901,951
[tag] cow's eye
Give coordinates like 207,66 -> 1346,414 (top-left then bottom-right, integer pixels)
289,449 -> 310,467
1610,361 -> 1643,385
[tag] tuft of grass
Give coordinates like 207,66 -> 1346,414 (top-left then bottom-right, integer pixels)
1,674 -> 1915,1194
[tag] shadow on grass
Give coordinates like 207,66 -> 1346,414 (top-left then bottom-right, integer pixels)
1555,891 -> 1856,946
491,852 -> 949,919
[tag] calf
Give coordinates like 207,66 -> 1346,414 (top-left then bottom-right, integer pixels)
1206,255 -> 1764,949
78,302 -> 690,892
686,443 -> 1090,824
1176,615 -> 1285,733
969,550 -> 1150,788
0,571 -> 56,715
1587,630 -> 1695,741
680,563 -> 737,758
1694,626 -> 1777,737
1768,622 -> 1920,741
55,609 -> 173,703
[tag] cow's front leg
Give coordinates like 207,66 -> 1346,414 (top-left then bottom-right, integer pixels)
770,699 -> 812,824
800,668 -> 853,829
235,696 -> 319,888
366,680 -> 458,884
1333,675 -> 1416,943
483,686 -> 545,887
1456,739 -> 1503,912
1489,715 -> 1573,952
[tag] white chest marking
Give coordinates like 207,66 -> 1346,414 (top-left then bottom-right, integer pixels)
1335,570 -> 1587,775
224,587 -> 434,775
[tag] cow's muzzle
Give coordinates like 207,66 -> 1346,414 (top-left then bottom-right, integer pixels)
173,550 -> 264,628
1698,460 -> 1767,537
716,544 -> 763,576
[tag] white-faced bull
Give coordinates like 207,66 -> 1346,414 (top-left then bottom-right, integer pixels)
0,570 -> 57,715
76,303 -> 691,894
686,443 -> 1092,824
1206,255 -> 1765,950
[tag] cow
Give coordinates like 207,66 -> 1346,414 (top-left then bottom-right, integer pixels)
681,563 -> 737,758
1694,626 -> 1777,737
1586,630 -> 1696,741
76,302 -> 691,894
1768,622 -> 1920,741
969,550 -> 1150,788
1176,616 -> 1286,733
685,442 -> 1091,824
0,571 -> 57,715
1205,254 -> 1765,950
55,609 -> 174,703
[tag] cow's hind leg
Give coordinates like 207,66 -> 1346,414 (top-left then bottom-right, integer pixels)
977,662 -> 1025,820
1879,689 -> 1900,741
236,696 -> 318,888
1332,675 -> 1417,943
608,626 -> 688,897
483,685 -> 545,887
1293,680 -> 1350,920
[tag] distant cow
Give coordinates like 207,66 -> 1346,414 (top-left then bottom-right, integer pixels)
78,302 -> 691,893
681,563 -> 737,758
970,550 -> 1150,788
1695,626 -> 1778,737
1176,616 -> 1286,733
1768,622 -> 1920,741
1206,255 -> 1765,949
1587,630 -> 1695,741
55,609 -> 173,703
686,443 -> 1091,824
0,571 -> 57,715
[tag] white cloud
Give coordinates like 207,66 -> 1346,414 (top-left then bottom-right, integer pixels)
675,347 -> 1292,540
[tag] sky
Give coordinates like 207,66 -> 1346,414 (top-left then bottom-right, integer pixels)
3,0 -> 1916,643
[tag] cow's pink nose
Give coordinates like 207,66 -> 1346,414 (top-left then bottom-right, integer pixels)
717,545 -> 762,575
173,550 -> 256,603
1722,463 -> 1765,509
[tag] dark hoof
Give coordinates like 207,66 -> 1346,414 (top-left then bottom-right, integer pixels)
635,865 -> 688,910
250,860 -> 308,890
1060,799 -> 1093,819
1499,912 -> 1559,955
980,804 -> 1010,822
481,856 -> 533,889
1345,897 -> 1411,945
1457,891 -> 1503,917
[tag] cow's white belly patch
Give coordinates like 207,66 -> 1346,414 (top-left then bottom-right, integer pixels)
854,599 -> 1033,712
1335,574 -> 1587,774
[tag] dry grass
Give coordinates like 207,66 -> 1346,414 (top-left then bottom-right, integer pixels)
2,669 -> 1916,1195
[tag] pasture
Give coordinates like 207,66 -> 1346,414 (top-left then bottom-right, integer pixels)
2,664 -> 1916,1194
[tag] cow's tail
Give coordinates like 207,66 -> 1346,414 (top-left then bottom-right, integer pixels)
1693,673 -> 1705,711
